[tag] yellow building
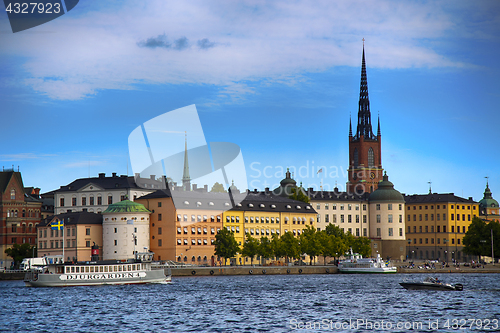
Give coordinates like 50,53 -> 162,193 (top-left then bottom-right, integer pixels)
404,193 -> 479,262
37,212 -> 103,262
224,191 -> 317,265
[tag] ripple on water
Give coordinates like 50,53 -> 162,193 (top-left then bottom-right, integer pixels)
1,274 -> 500,332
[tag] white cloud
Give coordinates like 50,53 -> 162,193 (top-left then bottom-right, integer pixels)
0,0 -> 478,101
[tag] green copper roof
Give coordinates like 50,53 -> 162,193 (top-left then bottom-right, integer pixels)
479,183 -> 499,208
369,172 -> 404,202
103,200 -> 151,213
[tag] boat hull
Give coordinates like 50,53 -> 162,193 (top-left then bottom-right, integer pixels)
399,282 -> 463,291
339,267 -> 397,274
24,269 -> 171,287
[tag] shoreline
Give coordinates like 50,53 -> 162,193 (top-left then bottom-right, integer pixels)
2,265 -> 499,280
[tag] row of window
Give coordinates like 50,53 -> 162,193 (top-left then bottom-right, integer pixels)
11,224 -> 37,233
375,214 -> 403,223
177,255 -> 211,262
409,237 -> 461,245
374,227 -> 403,237
407,204 -> 476,211
408,250 -> 464,260
177,214 -> 222,223
317,203 -> 368,211
176,238 -> 214,245
11,237 -> 33,244
375,203 -> 403,211
59,195 -> 128,207
177,226 -> 220,235
407,213 -> 473,222
318,214 -> 369,224
6,209 -> 40,218
64,264 -> 145,274
39,240 -> 77,249
408,225 -> 468,233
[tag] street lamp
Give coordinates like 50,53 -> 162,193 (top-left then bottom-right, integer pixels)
444,239 -> 448,265
407,239 -> 411,260
480,239 -> 487,264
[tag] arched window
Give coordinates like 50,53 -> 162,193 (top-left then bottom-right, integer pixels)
353,148 -> 359,168
10,189 -> 15,200
368,148 -> 374,167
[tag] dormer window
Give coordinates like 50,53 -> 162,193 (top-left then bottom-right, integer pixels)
209,202 -> 214,206
296,205 -> 301,209
248,203 -> 254,208
260,204 -> 265,208
271,204 -> 276,209
286,205 -> 291,209
306,206 -> 311,210
184,201 -> 189,205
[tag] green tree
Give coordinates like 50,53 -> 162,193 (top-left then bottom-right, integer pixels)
317,231 -> 334,264
271,234 -> 285,261
241,233 -> 259,265
280,231 -> 300,263
258,237 -> 273,265
463,217 -> 500,259
210,182 -> 227,193
214,228 -> 240,265
352,237 -> 372,258
299,225 -> 323,265
331,235 -> 349,260
5,243 -> 35,268
288,187 -> 310,204
325,223 -> 345,238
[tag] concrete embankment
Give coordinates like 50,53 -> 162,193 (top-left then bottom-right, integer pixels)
171,265 -> 337,277
397,266 -> 500,274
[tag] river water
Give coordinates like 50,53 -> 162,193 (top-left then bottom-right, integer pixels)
1,273 -> 499,332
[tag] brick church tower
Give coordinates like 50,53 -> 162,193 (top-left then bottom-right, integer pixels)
347,43 -> 383,194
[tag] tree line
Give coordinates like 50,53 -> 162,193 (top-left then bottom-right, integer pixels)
214,224 -> 372,265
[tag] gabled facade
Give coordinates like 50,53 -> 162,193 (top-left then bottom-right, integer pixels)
0,169 -> 42,268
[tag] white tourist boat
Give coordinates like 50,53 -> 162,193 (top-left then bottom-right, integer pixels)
24,252 -> 172,287
338,251 -> 397,274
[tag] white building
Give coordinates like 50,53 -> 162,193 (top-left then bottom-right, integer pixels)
54,172 -> 164,214
102,200 -> 151,260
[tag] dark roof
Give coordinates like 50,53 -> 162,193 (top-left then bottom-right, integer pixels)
136,189 -> 172,200
40,211 -> 103,227
0,171 -> 23,194
229,192 -> 317,214
404,193 -> 477,204
55,173 -> 164,193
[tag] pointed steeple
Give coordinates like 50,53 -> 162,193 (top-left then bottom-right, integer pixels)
354,42 -> 375,140
182,131 -> 191,191
349,114 -> 353,137
377,114 -> 381,136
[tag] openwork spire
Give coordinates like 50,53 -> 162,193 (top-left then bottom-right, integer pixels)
349,114 -> 353,137
354,42 -> 376,140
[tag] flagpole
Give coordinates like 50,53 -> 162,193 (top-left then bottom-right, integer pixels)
62,219 -> 65,263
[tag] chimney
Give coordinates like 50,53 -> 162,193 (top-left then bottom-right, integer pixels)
204,185 -> 208,192
265,187 -> 270,194
98,173 -> 105,178
468,197 -> 473,201
150,175 -> 155,180
254,189 -> 258,193
34,188 -> 40,195
135,173 -> 140,179
193,184 -> 198,191
112,172 -> 117,177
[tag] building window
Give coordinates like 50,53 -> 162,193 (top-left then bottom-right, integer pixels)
114,228 -> 117,233
348,215 -> 352,223
108,196 -> 113,205
376,204 -> 380,211
363,228 -> 367,237
158,239 -> 162,247
60,198 -> 65,206
368,148 -> 374,167
388,228 -> 393,237
87,241 -> 92,247
443,226 -> 447,233
356,215 -> 360,223
376,214 -> 381,223
98,196 -> 102,205
399,228 -> 403,236
86,228 -> 90,235
325,204 -> 329,210
325,214 -> 329,223
158,214 -> 162,221
348,204 -> 352,211
388,204 -> 392,210
158,227 -> 162,235
10,189 -> 15,200
72,198 -> 77,206
388,214 -> 393,223
376,228 -> 381,237
340,215 -> 344,223
363,215 -> 366,223
82,197 -> 87,206
419,214 -> 422,221
90,197 -> 94,205
158,202 -> 162,207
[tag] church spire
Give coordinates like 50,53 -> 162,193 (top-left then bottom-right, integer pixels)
349,114 -> 352,137
354,41 -> 375,140
377,113 -> 381,136
182,131 -> 191,191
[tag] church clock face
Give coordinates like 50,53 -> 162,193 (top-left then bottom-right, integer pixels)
370,172 -> 375,180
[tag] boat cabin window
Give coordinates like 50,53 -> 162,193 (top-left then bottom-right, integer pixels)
76,267 -> 80,273
99,266 -> 104,272
114,266 -> 118,272
118,266 -> 122,272
66,267 -> 70,273
71,267 -> 75,273
90,267 -> 94,273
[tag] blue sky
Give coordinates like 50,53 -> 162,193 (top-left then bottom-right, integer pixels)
0,0 -> 499,202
